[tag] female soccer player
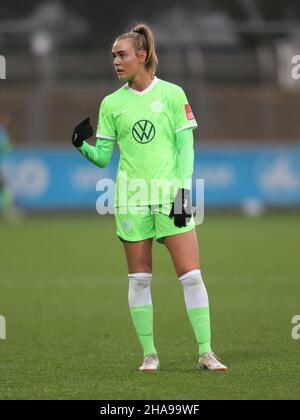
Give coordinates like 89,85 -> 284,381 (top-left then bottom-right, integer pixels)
72,23 -> 227,372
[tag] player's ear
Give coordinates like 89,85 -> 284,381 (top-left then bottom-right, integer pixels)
139,49 -> 148,64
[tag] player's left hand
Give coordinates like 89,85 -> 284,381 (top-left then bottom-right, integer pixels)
169,188 -> 192,228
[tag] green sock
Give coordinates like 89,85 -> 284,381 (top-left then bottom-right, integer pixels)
187,306 -> 212,355
130,304 -> 157,357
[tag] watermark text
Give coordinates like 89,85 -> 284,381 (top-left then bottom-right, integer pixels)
0,315 -> 6,340
291,55 -> 300,80
291,315 -> 300,340
0,55 -> 6,79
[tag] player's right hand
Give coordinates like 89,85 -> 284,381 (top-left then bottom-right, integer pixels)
72,118 -> 94,148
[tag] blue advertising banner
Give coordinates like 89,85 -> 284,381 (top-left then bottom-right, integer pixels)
193,147 -> 300,207
2,147 -> 300,209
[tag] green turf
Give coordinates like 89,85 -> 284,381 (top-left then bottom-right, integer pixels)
0,213 -> 299,400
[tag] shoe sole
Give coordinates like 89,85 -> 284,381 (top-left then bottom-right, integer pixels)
139,365 -> 160,372
199,365 -> 228,372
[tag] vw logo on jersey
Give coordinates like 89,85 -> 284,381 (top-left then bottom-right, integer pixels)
132,120 -> 156,144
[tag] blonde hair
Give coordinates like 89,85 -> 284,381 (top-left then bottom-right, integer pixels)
115,23 -> 158,78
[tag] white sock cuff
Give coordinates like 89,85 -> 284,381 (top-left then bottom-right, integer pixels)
179,269 -> 208,309
128,273 -> 152,307
179,269 -> 201,282
128,272 -> 152,279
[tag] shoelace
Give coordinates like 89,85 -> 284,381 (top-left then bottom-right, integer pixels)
204,353 -> 222,363
144,354 -> 157,364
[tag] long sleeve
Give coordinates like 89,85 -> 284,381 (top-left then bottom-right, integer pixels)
78,138 -> 115,168
176,128 -> 194,190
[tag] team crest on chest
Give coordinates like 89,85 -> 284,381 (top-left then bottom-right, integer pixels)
151,100 -> 164,113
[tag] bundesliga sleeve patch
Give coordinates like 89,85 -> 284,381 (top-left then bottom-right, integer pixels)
185,104 -> 195,121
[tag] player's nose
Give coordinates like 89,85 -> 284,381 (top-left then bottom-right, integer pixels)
114,56 -> 120,66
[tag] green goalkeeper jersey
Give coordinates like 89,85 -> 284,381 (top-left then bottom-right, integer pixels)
96,77 -> 198,207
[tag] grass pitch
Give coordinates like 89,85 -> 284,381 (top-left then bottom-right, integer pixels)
0,213 -> 299,400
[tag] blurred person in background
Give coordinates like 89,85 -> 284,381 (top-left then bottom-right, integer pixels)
0,113 -> 21,222
71,23 -> 228,372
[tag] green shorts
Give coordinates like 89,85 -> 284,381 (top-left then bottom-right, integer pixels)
115,203 -> 195,244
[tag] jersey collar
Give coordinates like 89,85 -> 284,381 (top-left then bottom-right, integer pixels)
124,76 -> 159,96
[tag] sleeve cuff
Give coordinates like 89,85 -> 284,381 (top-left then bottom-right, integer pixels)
96,133 -> 116,141
176,123 -> 198,134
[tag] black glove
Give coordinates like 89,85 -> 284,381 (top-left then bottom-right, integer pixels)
72,118 -> 94,148
169,189 -> 192,228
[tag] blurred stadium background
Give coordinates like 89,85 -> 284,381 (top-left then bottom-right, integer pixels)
0,0 -> 300,400
1,0 -> 300,211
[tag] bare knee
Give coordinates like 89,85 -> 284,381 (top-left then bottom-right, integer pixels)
123,239 -> 153,274
177,265 -> 200,278
128,264 -> 152,274
164,231 -> 200,277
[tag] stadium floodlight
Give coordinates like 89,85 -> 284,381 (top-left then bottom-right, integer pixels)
0,2 -> 87,41
30,30 -> 53,57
